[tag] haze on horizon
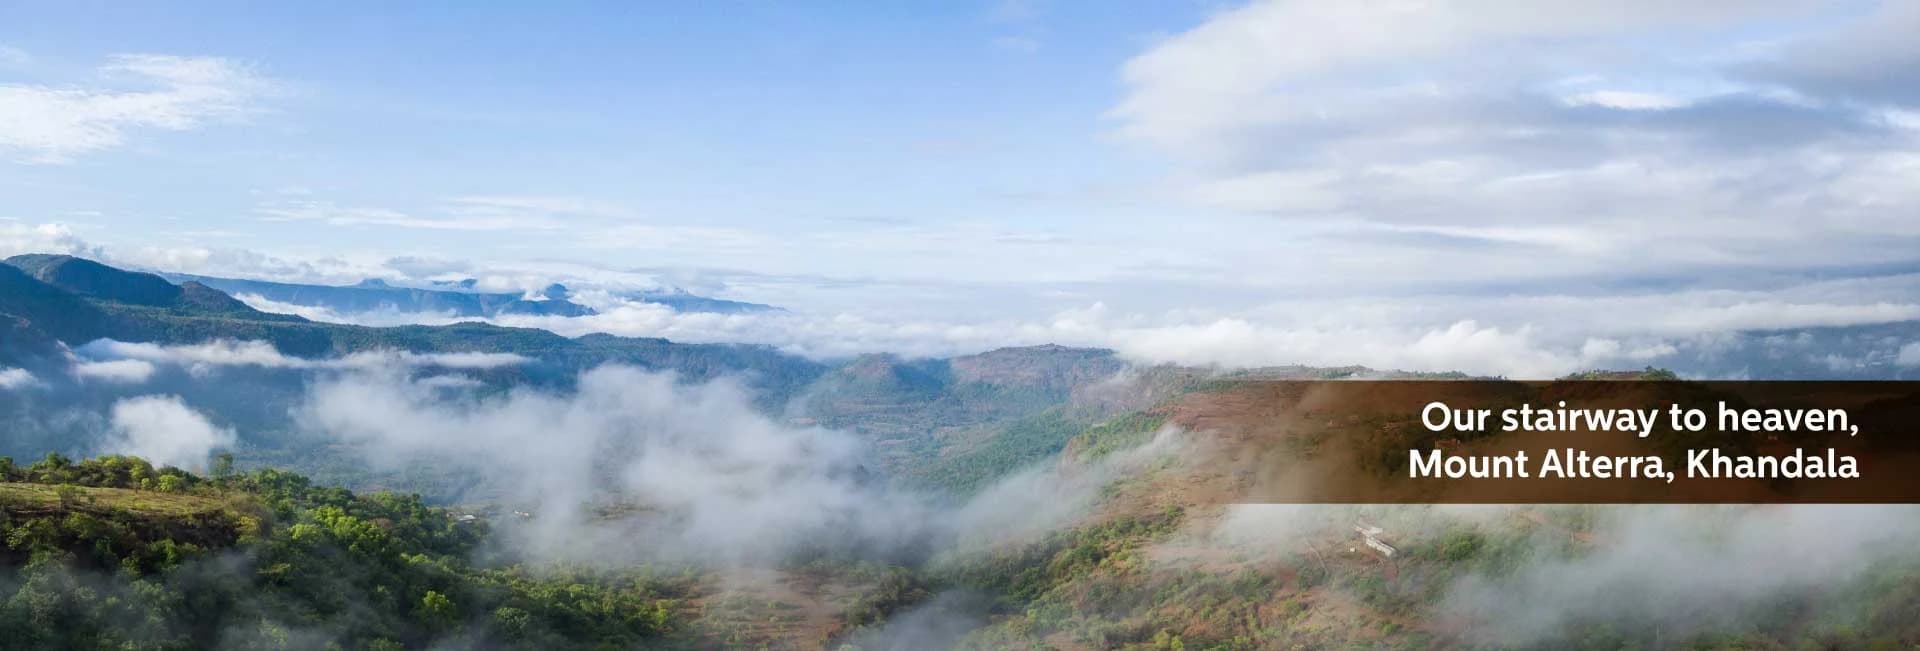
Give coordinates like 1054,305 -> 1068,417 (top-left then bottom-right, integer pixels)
4,1 -> 1920,377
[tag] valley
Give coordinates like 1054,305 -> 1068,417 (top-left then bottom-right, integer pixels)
0,256 -> 1917,649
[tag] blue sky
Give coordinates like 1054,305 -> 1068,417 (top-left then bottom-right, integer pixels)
1,1 -> 1186,283
4,1 -> 1920,375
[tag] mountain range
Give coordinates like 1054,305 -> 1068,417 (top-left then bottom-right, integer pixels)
4,252 -> 1919,649
163,270 -> 778,318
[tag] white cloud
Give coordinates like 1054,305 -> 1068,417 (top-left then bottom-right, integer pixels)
260,272 -> 1909,378
1898,341 -> 1920,367
256,195 -> 621,233
74,338 -> 528,372
1445,505 -> 1920,644
0,53 -> 269,163
299,365 -> 933,563
1743,1 -> 1920,105
73,358 -> 157,384
1109,0 -> 1920,286
102,395 -> 235,470
0,222 -> 101,259
1560,90 -> 1689,110
0,367 -> 38,389
295,364 -> 1185,565
1113,1 -> 1816,160
256,200 -> 556,232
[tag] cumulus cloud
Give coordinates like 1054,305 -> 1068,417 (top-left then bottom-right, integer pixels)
0,223 -> 102,260
0,53 -> 269,162
0,367 -> 39,389
1899,342 -> 1920,367
101,395 -> 235,470
72,358 -> 157,384
1111,0 -> 1920,289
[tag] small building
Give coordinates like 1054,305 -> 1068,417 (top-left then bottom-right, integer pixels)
1354,522 -> 1397,558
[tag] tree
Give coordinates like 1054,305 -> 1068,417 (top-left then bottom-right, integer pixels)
493,606 -> 531,639
54,485 -> 85,509
419,590 -> 458,631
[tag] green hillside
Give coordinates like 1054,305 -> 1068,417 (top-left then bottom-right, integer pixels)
0,454 -> 702,650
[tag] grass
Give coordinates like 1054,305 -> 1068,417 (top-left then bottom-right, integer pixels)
0,482 -> 229,517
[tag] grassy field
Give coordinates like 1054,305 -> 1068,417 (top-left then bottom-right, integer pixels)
0,481 -> 229,517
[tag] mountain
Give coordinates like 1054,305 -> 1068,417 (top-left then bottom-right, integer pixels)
6,255 -> 1920,649
164,273 -> 598,318
5,254 -> 274,319
0,255 -> 824,400
163,272 -> 779,318
0,263 -> 105,361
795,347 -> 1119,439
7,254 -> 181,306
623,289 -> 781,314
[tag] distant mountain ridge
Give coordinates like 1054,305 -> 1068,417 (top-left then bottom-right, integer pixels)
162,272 -> 779,317
163,272 -> 599,318
8,254 -> 273,318
0,255 -> 822,401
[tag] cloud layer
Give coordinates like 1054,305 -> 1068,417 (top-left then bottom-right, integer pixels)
74,339 -> 528,372
1111,0 -> 1920,301
291,363 -> 1188,566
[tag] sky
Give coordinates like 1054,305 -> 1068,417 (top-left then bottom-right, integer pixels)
3,0 -> 1920,376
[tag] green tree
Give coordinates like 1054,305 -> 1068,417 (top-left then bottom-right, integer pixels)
419,590 -> 458,631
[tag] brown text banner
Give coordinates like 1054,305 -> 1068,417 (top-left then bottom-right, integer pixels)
1149,380 -> 1920,503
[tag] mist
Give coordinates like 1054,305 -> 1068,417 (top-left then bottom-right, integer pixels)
100,395 -> 235,470
1442,504 -> 1920,645
1167,502 -> 1920,647
291,362 -> 1184,568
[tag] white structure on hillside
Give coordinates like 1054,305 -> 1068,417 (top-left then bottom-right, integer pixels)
1354,522 -> 1397,558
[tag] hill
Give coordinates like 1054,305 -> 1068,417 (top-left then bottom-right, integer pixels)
0,454 -> 937,650
916,378 -> 1920,650
0,262 -> 107,354
0,454 -> 709,649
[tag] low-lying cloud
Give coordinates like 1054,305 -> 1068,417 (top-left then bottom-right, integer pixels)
1174,502 -> 1920,645
291,363 -> 1185,566
74,339 -> 528,372
72,358 -> 158,384
1443,504 -> 1920,645
101,394 -> 235,470
229,273 -> 1920,379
